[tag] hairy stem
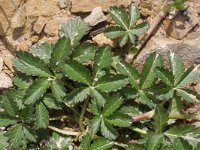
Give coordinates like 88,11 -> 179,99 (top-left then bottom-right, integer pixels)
79,99 -> 89,132
129,127 -> 147,135
48,126 -> 80,136
113,142 -> 128,148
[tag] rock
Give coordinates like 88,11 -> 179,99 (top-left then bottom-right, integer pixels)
92,33 -> 115,47
1,51 -> 15,73
0,57 -> 3,73
17,41 -> 32,51
163,2 -> 199,40
31,35 -> 39,43
71,0 -> 124,12
133,36 -> 200,70
0,72 -> 12,90
44,20 -> 59,37
33,17 -> 47,34
0,0 -> 22,35
84,7 -> 107,26
25,0 -> 59,18
58,0 -> 70,9
11,6 -> 26,29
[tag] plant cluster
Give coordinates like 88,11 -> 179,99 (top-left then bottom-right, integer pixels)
0,4 -> 200,150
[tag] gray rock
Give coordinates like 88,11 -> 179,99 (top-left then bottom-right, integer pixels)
58,0 -> 70,9
84,7 -> 107,26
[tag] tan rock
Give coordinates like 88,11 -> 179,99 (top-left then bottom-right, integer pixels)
0,57 -> 3,73
25,0 -> 59,18
84,7 -> 107,26
44,20 -> 58,37
33,17 -> 47,34
18,41 -> 32,51
58,0 -> 70,9
2,51 -> 15,73
0,72 -> 13,90
31,35 -> 39,43
92,33 -> 115,47
163,2 -> 199,40
11,5 -> 26,29
71,0 -> 124,12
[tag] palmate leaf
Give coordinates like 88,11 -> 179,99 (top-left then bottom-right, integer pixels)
90,138 -> 113,150
36,102 -> 49,128
90,88 -> 107,107
154,107 -> 168,132
89,100 -> 101,116
129,5 -> 140,28
140,53 -> 163,89
80,134 -> 91,150
172,138 -> 192,150
13,52 -> 52,77
127,144 -> 145,150
30,42 -> 53,64
50,79 -> 66,102
138,90 -> 155,108
119,34 -> 129,47
95,75 -> 129,92
146,133 -> 164,150
129,22 -> 148,36
90,116 -> 102,134
105,26 -> 125,39
113,58 -> 139,88
24,78 -> 50,105
177,65 -> 199,87
107,113 -> 131,127
103,96 -> 123,117
65,87 -> 90,104
93,47 -> 113,82
101,119 -> 118,140
6,124 -> 25,148
50,37 -> 71,68
20,105 -> 34,123
73,42 -> 96,63
23,126 -> 36,142
165,125 -> 200,148
176,88 -> 198,103
169,52 -> 185,86
12,75 -> 33,90
0,132 -> 9,150
60,17 -> 90,46
46,132 -> 73,149
155,67 -> 173,87
0,113 -> 17,126
108,6 -> 129,30
43,94 -> 61,110
2,90 -> 20,117
62,60 -> 92,85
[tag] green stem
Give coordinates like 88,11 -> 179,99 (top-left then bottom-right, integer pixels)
79,99 -> 89,132
48,126 -> 80,136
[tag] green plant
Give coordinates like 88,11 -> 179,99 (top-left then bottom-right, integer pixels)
0,5 -> 200,150
105,4 -> 148,47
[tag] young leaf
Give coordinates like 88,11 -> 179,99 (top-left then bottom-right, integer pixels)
62,60 -> 92,85
103,96 -> 123,117
101,119 -> 118,140
65,87 -> 90,104
36,102 -> 49,128
50,79 -> 66,102
24,78 -> 50,105
169,52 -> 185,86
90,138 -> 113,150
13,51 -> 52,77
73,43 -> 96,63
95,75 -> 129,92
108,6 -> 129,30
146,133 -> 163,150
30,42 -> 53,64
59,17 -> 90,46
50,37 -> 71,68
140,53 -> 163,89
154,106 -> 168,132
